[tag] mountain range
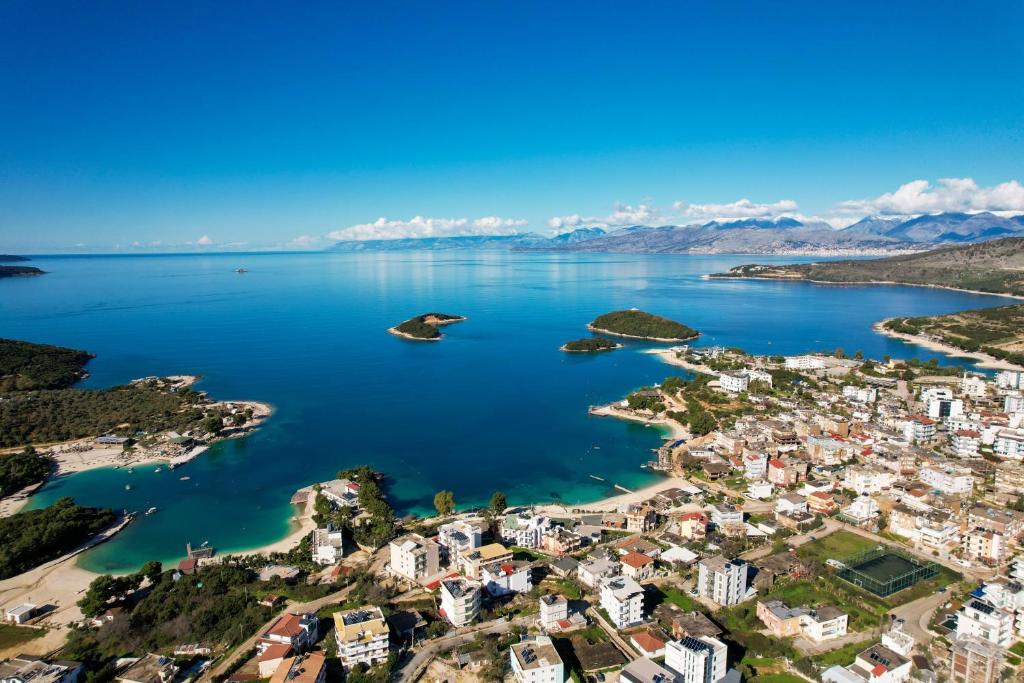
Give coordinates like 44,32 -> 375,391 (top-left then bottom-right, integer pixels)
328,211 -> 1024,255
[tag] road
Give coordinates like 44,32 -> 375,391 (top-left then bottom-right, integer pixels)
889,589 -> 949,644
587,607 -> 638,662
393,615 -> 533,682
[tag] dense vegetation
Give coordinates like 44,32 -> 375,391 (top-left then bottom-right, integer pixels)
0,497 -> 116,578
0,338 -> 94,391
0,383 -> 206,447
335,465 -> 397,548
884,304 -> 1024,367
562,337 -> 619,352
0,447 -> 54,496
590,309 -> 698,340
0,265 -> 45,278
713,236 -> 1024,296
392,312 -> 465,339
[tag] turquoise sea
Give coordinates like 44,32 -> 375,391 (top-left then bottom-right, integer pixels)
0,251 -> 1011,573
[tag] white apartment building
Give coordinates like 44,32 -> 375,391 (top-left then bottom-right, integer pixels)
843,386 -> 878,404
903,415 -> 937,443
334,607 -> 390,671
697,556 -> 749,607
919,464 -> 974,495
950,635 -> 1006,683
481,562 -> 532,597
539,594 -> 568,630
997,371 -> 1024,391
928,397 -> 964,421
665,636 -> 728,683
436,519 -> 482,562
956,599 -> 1014,647
951,430 -> 982,458
439,578 -> 482,627
599,575 -> 645,629
786,355 -> 826,370
841,495 -> 880,525
843,467 -> 894,495
709,504 -> 743,529
775,493 -> 808,515
743,452 -> 768,480
501,513 -> 552,549
388,534 -> 440,582
1004,393 -> 1024,414
510,636 -> 564,683
311,526 -> 344,565
995,430 -> 1024,460
318,479 -> 361,507
719,372 -> 749,394
963,374 -> 988,399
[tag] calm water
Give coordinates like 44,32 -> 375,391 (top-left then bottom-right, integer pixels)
0,251 -> 1009,572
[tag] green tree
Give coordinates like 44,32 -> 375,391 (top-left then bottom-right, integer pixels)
137,560 -> 163,584
434,490 -> 455,516
490,491 -> 507,515
202,415 -> 223,435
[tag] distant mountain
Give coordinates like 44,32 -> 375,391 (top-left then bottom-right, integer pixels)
328,212 -> 1024,256
710,236 -> 1024,296
0,255 -> 31,262
329,228 -> 607,252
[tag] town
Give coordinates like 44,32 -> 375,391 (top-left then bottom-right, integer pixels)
5,348 -> 1024,683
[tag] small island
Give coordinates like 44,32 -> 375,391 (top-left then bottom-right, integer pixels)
0,254 -> 46,278
561,337 -> 622,353
588,309 -> 699,342
388,312 -> 467,341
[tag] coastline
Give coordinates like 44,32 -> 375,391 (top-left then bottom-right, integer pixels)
588,403 -> 689,440
872,319 -> 1024,371
387,327 -> 442,341
229,492 -> 317,558
586,323 -> 700,343
560,342 -> 623,353
707,273 -> 1024,301
644,348 -> 715,375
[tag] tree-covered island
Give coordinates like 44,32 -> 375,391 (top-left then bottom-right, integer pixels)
560,337 -> 621,353
588,309 -> 699,341
388,312 -> 467,340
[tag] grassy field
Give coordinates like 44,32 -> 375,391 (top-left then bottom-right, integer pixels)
795,530 -> 879,563
797,531 -> 959,607
750,674 -> 808,683
768,580 -> 888,630
0,623 -> 46,649
662,586 -> 701,612
811,638 -> 879,667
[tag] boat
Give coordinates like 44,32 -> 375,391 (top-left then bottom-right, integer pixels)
145,507 -> 158,516
235,268 -> 248,273
124,484 -> 132,491
589,474 -> 605,481
179,476 -> 191,481
127,467 -> 134,474
154,467 -> 162,473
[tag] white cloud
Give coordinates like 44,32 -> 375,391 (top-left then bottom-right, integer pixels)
288,234 -> 323,248
837,178 -> 1024,215
548,202 -> 660,230
673,198 -> 799,222
196,234 -> 213,245
327,215 -> 528,241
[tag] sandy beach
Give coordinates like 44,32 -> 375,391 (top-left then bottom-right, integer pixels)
534,475 -> 700,516
644,348 -> 716,374
588,403 -> 688,439
231,493 -> 317,558
873,320 -> 1024,371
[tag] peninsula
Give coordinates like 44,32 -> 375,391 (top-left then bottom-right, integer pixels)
388,312 -> 467,340
588,308 -> 699,342
709,236 -> 1024,297
878,304 -> 1024,370
0,338 -> 272,506
0,265 -> 45,278
560,337 -> 621,353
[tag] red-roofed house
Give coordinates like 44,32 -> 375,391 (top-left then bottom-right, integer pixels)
257,613 -> 319,655
630,630 -> 667,658
258,643 -> 293,678
620,552 -> 655,582
808,491 -> 838,515
672,512 -> 707,540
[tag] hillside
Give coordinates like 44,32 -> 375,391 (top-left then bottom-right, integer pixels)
389,312 -> 466,340
589,310 -> 699,341
881,305 -> 1024,369
0,338 -> 95,391
0,265 -> 45,278
710,237 -> 1024,296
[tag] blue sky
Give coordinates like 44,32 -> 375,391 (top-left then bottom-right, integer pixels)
1,1 -> 1023,251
